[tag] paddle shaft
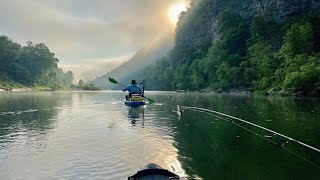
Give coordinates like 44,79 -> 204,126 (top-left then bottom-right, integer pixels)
109,77 -> 155,103
116,83 -> 126,87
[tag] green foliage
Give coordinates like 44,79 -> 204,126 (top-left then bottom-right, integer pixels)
0,36 -> 21,77
143,7 -> 320,96
72,79 -> 100,91
82,84 -> 100,91
219,11 -> 250,57
248,41 -> 275,89
0,35 -> 74,90
173,0 -> 218,66
250,16 -> 283,47
73,83 -> 100,91
277,23 -> 314,60
0,76 -> 24,91
79,79 -> 84,86
283,59 -> 320,93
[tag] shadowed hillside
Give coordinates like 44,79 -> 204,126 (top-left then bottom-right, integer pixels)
91,34 -> 174,89
143,0 -> 320,96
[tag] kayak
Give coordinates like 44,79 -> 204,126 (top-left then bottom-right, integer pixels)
124,100 -> 146,107
124,94 -> 145,107
128,163 -> 180,180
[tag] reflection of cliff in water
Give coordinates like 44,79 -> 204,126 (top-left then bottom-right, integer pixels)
171,94 -> 320,179
127,107 -> 145,126
0,93 -> 64,145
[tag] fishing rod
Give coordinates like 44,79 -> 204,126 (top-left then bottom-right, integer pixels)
179,106 -> 320,153
196,109 -> 320,168
178,105 -> 320,169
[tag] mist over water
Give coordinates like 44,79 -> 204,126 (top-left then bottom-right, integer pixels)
0,92 -> 319,179
60,59 -> 125,83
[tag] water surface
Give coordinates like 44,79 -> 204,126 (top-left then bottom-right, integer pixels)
0,91 -> 319,179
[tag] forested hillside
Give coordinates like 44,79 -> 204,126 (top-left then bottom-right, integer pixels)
144,0 -> 320,96
0,35 -> 73,90
92,35 -> 173,89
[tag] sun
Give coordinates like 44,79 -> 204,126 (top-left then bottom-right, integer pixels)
169,3 -> 187,24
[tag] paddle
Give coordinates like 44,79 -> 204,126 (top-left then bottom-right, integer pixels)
108,77 -> 126,87
108,77 -> 155,104
144,96 -> 155,104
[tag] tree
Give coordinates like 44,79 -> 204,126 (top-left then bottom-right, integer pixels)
65,71 -> 74,85
15,42 -> 59,85
79,79 -> 84,86
278,23 -> 314,60
0,36 -> 21,77
248,41 -> 275,89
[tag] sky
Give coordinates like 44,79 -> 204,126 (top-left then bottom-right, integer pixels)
0,0 -> 187,81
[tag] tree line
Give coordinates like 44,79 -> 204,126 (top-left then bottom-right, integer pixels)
0,35 -> 73,90
143,5 -> 320,96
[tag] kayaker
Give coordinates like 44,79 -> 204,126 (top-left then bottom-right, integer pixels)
123,80 -> 142,100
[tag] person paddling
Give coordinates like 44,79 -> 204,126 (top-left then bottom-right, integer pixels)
123,80 -> 142,100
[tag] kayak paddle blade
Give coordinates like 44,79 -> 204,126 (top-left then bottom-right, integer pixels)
108,77 -> 118,84
145,97 -> 155,104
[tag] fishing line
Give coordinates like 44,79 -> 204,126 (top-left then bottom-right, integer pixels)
179,106 -> 320,169
180,106 -> 320,153
230,120 -> 320,169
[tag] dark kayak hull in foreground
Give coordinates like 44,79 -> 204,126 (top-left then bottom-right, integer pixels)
124,100 -> 146,107
128,163 -> 180,180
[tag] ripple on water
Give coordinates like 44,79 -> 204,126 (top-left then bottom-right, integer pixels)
0,109 -> 38,116
0,92 -> 187,179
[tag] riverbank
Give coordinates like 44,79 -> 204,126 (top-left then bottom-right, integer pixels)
1,91 -> 319,179
0,88 -> 31,92
0,79 -> 26,92
0,83 -> 101,93
187,87 -> 320,97
0,86 -> 54,93
0,80 -> 63,92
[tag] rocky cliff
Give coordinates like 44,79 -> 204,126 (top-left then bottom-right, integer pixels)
174,0 -> 320,65
238,0 -> 320,21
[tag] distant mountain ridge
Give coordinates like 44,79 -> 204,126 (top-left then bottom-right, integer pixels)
91,35 -> 174,89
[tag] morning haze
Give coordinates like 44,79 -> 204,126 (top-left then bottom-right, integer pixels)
0,0 -> 187,81
1,0 -> 320,179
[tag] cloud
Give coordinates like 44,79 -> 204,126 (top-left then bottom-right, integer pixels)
0,0 -> 188,80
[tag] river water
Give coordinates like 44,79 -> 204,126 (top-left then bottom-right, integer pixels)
0,91 -> 319,179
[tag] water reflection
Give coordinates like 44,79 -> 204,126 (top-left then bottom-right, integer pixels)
0,93 -> 64,141
0,92 -> 65,164
151,93 -> 320,179
0,92 -> 186,179
1,92 -> 319,179
127,106 -> 145,126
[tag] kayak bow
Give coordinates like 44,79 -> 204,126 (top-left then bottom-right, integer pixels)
124,100 -> 146,107
128,163 -> 180,180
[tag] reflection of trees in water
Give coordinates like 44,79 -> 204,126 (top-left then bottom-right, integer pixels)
0,93 -> 64,144
128,107 -> 145,126
165,93 -> 320,179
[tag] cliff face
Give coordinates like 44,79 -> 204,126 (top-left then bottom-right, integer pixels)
175,0 -> 320,64
237,0 -> 320,21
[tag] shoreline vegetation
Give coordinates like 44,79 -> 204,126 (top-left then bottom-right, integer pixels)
0,76 -> 101,93
2,4 -> 320,97
0,87 -> 101,93
0,35 -> 101,92
0,35 -> 74,91
142,1 -> 320,97
0,82 -> 315,97
0,83 -> 101,92
176,88 -> 313,97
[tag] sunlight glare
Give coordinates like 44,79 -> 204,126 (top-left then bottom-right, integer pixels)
169,3 -> 187,24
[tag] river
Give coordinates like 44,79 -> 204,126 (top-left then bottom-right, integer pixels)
0,91 -> 319,179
